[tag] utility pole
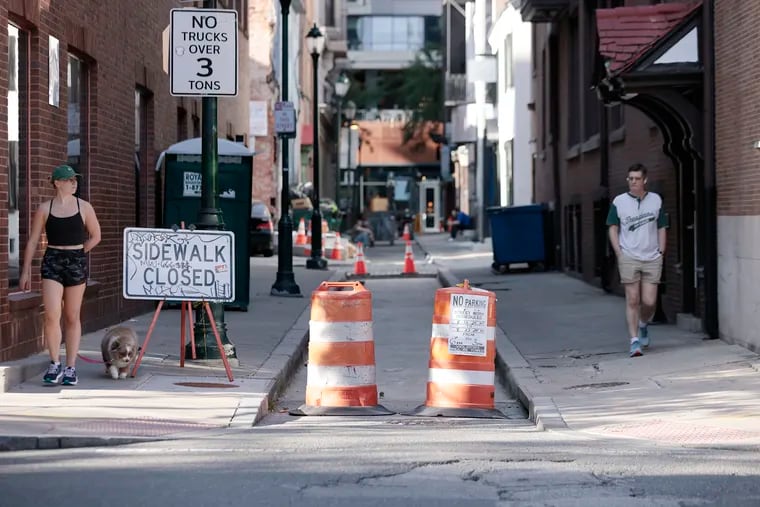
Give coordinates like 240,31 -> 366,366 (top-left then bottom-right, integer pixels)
188,0 -> 237,361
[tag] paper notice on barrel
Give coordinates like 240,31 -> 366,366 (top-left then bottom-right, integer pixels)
448,293 -> 488,356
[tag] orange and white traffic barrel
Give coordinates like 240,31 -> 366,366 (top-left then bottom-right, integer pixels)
291,281 -> 393,416
411,279 -> 504,418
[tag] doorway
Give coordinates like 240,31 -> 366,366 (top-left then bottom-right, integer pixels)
418,180 -> 440,233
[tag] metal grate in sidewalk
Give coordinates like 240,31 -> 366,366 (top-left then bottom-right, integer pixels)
69,417 -> 222,437
593,419 -> 760,445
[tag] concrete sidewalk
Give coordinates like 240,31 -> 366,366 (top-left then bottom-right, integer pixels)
0,258 -> 343,451
417,232 -> 760,447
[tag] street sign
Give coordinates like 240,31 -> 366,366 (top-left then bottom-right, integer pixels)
170,8 -> 238,97
274,101 -> 296,137
123,227 -> 235,302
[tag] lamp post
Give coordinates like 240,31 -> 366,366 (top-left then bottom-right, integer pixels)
333,73 -> 350,205
344,100 -> 357,223
271,0 -> 302,296
305,24 -> 327,270
188,0 -> 236,361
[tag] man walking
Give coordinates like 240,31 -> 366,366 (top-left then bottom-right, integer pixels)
607,163 -> 668,357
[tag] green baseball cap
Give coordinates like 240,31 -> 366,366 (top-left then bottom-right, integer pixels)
51,165 -> 81,181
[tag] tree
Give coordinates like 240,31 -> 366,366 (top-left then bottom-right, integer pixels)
391,48 -> 444,145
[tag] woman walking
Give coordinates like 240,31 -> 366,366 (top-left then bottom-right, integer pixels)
19,165 -> 101,386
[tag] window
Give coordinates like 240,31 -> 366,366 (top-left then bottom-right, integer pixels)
8,25 -> 28,289
567,20 -> 580,148
67,54 -> 89,198
135,88 -> 151,227
192,114 -> 200,138
347,16 -> 435,51
504,33 -> 513,90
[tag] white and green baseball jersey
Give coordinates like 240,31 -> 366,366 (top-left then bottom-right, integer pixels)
606,192 -> 668,261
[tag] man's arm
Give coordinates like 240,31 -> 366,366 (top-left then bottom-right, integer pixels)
606,202 -> 621,256
658,227 -> 667,256
608,225 -> 622,257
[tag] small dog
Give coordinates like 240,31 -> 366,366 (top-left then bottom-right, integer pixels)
100,326 -> 139,379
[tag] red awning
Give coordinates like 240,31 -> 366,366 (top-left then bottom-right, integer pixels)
597,2 -> 701,75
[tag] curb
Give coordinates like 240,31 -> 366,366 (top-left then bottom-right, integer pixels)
435,264 -> 567,431
0,356 -> 50,394
0,435 -> 162,452
229,268 -> 346,429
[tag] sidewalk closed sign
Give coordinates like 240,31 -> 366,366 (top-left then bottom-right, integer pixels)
448,293 -> 489,356
170,8 -> 238,96
123,228 -> 235,302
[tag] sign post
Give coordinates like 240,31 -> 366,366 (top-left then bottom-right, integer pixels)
169,0 -> 238,360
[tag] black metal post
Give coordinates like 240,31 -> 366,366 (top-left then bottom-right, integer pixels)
306,49 -> 327,269
188,0 -> 237,361
271,0 -> 302,296
335,100 -> 342,205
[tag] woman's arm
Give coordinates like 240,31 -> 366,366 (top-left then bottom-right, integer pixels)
82,201 -> 101,253
19,204 -> 48,291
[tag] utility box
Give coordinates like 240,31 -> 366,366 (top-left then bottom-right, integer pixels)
159,138 -> 254,310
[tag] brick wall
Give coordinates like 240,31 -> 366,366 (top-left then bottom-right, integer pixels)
0,0 -> 250,361
249,0 -> 278,211
714,0 -> 760,215
531,6 -> 685,323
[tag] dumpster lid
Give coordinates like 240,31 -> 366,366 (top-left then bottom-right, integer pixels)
154,138 -> 255,171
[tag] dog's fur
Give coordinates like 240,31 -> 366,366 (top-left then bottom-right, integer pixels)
100,326 -> 139,379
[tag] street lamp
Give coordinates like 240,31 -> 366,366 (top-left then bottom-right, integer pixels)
334,73 -> 350,206
305,24 -> 327,270
344,100 -> 357,223
271,0 -> 302,296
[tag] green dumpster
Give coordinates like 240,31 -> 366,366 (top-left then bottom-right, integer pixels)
160,138 -> 254,311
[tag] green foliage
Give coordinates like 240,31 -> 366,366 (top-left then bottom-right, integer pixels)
394,48 -> 444,144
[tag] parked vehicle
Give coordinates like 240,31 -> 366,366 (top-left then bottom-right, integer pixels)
249,200 -> 274,257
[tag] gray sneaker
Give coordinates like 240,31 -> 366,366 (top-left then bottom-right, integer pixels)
43,362 -> 63,384
638,325 -> 650,348
61,366 -> 78,386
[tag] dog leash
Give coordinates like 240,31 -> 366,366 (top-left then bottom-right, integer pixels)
77,353 -> 106,364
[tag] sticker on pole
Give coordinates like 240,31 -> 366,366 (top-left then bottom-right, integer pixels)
448,293 -> 489,356
123,227 -> 235,302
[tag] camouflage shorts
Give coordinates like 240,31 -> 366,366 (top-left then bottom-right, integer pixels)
41,248 -> 88,287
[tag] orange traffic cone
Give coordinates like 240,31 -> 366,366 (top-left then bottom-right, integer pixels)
402,240 -> 416,275
322,219 -> 329,234
330,232 -> 343,260
402,223 -> 411,241
352,242 -> 368,276
295,218 -> 307,245
304,226 -> 312,256
410,279 -> 504,418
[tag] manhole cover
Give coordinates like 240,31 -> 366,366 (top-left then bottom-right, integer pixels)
565,381 -> 629,390
174,382 -> 240,388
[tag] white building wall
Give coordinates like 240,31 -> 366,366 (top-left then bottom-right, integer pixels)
717,216 -> 760,351
488,4 -> 533,206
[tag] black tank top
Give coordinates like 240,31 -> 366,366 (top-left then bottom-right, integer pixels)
46,198 -> 86,246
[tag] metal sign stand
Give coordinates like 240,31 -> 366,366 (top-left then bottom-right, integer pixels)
130,298 -> 234,382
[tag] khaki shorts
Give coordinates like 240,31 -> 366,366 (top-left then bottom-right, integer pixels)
618,254 -> 662,284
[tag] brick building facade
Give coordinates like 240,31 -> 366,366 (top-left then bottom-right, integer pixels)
0,0 -> 250,362
527,0 -> 716,336
714,0 -> 760,351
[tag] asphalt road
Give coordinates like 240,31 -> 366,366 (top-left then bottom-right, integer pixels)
2,246 -> 760,506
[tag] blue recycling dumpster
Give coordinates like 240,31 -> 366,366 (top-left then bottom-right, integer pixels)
487,204 -> 547,272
